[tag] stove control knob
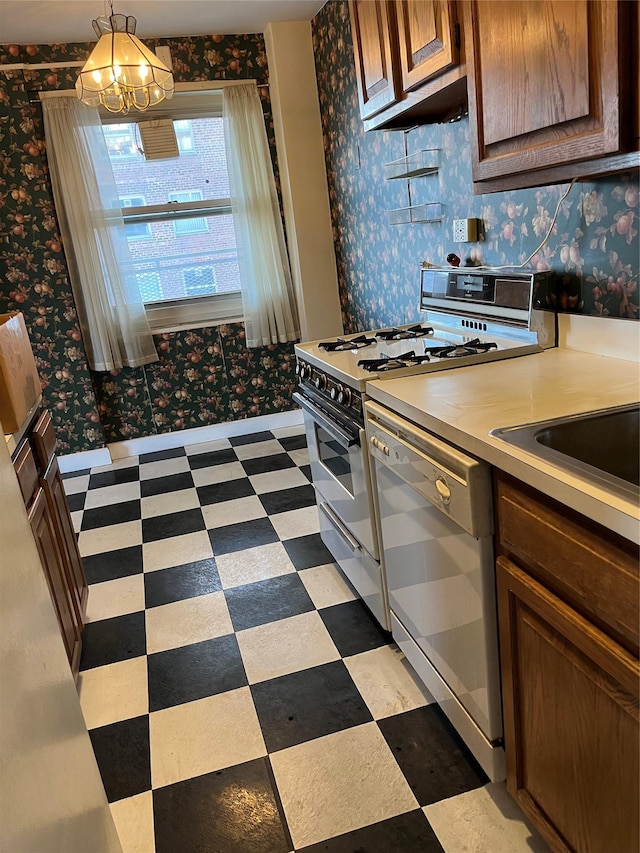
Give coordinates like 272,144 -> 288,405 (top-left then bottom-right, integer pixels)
330,384 -> 341,401
314,373 -> 327,391
299,363 -> 310,381
295,362 -> 302,376
338,386 -> 351,406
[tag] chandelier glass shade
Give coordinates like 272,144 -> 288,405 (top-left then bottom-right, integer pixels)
76,14 -> 174,114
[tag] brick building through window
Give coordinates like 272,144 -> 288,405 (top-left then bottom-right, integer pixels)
101,91 -> 242,328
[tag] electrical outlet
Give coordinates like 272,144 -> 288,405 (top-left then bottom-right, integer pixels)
453,218 -> 479,242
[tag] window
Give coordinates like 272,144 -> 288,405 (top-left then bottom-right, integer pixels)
183,266 -> 216,296
102,124 -> 138,157
136,272 -> 162,302
175,120 -> 195,154
100,91 -> 242,330
121,196 -> 151,239
168,190 -> 208,236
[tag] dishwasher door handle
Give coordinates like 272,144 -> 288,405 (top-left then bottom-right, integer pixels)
370,435 -> 389,455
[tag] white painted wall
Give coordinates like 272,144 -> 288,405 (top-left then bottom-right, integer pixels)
265,20 -> 343,343
0,429 -> 122,852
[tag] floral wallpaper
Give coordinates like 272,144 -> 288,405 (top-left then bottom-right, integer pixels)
0,34 -> 297,454
93,324 -> 297,443
311,1 -> 639,334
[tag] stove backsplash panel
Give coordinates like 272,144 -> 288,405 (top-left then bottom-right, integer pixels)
311,1 -> 639,335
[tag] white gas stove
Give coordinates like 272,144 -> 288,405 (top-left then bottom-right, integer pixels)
293,267 -> 556,635
295,268 -> 556,428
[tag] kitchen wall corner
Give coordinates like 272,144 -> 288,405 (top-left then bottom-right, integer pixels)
265,20 -> 343,342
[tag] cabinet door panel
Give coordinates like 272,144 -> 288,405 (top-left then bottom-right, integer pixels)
29,487 -> 81,673
495,473 -> 639,653
464,0 -> 630,184
497,556 -> 639,853
479,1 -> 589,145
350,0 -> 400,119
31,408 -> 57,469
13,439 -> 39,505
41,456 -> 88,623
397,0 -> 459,92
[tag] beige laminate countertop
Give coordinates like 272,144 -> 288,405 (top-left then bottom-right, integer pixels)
366,347 -> 640,545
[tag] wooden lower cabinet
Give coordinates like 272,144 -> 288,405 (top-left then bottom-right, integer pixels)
13,408 -> 87,677
497,557 -> 639,853
28,486 -> 82,675
495,473 -> 639,853
41,455 -> 88,621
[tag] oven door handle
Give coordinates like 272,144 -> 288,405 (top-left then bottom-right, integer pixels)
318,502 -> 361,553
293,392 -> 358,448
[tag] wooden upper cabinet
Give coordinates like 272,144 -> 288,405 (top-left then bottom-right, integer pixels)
463,0 -> 639,191
350,0 -> 401,119
349,0 -> 467,130
396,0 -> 459,92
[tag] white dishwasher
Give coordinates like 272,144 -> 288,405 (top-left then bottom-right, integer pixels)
365,400 -> 505,782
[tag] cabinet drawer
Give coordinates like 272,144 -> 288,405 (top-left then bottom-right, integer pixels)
495,473 -> 639,652
30,408 -> 56,470
13,439 -> 39,506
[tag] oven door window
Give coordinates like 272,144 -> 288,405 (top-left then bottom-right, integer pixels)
315,424 -> 355,495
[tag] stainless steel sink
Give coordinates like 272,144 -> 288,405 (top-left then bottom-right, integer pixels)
491,404 -> 640,501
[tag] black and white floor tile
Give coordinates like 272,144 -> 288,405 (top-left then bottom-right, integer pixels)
65,425 -> 549,853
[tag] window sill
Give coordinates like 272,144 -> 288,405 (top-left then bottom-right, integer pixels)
145,293 -> 243,334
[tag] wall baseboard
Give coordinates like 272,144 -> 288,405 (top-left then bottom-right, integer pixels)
108,409 -> 304,461
57,447 -> 112,474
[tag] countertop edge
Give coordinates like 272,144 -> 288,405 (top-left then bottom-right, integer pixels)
366,359 -> 639,546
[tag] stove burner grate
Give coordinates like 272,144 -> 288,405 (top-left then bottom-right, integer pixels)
375,324 -> 434,341
424,338 -> 499,359
319,335 -> 376,351
358,350 -> 432,373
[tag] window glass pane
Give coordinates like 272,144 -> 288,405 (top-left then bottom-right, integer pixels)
103,118 -> 230,200
183,266 -> 216,296
128,213 -> 240,303
173,216 -> 209,236
103,116 -> 239,305
125,222 -> 152,240
168,191 -> 207,236
121,196 -> 150,239
174,120 -> 195,154
102,123 -> 137,157
137,272 -> 162,302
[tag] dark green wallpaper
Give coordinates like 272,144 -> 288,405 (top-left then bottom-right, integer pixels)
311,1 -> 639,334
0,34 -> 297,454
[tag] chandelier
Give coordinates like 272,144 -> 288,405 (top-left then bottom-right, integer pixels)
76,6 -> 174,114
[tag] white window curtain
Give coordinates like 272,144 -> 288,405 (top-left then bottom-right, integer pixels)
40,94 -> 158,372
223,83 -> 300,348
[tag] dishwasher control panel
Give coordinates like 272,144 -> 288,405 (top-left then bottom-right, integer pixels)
365,401 -> 493,539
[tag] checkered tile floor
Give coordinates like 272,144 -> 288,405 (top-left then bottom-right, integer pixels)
64,425 -> 549,853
